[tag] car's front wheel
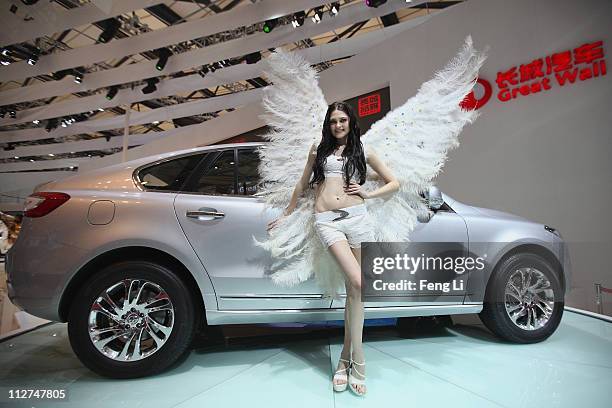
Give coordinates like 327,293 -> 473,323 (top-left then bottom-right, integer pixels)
68,261 -> 197,378
479,253 -> 564,343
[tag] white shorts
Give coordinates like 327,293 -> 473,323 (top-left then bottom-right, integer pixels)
314,204 -> 375,249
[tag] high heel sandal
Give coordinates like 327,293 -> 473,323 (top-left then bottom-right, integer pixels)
348,359 -> 366,396
332,358 -> 351,392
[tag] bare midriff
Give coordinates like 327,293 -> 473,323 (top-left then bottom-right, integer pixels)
314,176 -> 364,213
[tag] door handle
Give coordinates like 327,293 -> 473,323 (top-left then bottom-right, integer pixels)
186,210 -> 225,219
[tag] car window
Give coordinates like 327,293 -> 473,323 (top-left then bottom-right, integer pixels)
237,149 -> 261,196
193,150 -> 237,195
138,154 -> 205,191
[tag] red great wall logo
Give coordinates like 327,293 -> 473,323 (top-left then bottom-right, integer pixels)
460,40 -> 607,110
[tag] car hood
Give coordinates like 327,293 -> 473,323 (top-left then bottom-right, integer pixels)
469,205 -> 534,223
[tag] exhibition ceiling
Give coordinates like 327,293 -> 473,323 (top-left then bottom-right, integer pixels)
0,0 -> 461,173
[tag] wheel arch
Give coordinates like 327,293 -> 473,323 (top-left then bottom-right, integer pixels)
58,246 -> 206,327
489,243 -> 565,294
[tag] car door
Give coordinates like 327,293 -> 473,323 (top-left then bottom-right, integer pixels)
174,147 -> 330,311
331,200 -> 469,309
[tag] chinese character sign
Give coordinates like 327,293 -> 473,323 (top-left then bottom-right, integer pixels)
358,93 -> 381,117
495,40 -> 606,103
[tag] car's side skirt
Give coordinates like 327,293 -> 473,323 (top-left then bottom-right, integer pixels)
205,304 -> 483,325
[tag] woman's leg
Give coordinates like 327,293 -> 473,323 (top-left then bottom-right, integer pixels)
333,278 -> 352,387
349,246 -> 366,393
328,240 -> 366,394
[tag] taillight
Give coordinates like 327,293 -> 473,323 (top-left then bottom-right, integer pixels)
24,192 -> 71,218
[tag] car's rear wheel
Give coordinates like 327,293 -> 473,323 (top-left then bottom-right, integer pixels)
68,261 -> 196,378
479,253 -> 564,343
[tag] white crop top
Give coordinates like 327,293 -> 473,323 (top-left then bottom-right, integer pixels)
322,142 -> 367,183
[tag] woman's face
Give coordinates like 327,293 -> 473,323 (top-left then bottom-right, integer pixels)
329,109 -> 350,140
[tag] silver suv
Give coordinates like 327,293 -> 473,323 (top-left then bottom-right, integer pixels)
6,142 -> 571,378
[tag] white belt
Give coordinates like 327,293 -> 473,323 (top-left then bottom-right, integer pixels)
314,204 -> 367,222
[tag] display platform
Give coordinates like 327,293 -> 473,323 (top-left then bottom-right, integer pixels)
0,310 -> 610,407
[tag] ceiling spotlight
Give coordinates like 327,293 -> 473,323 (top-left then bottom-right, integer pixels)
245,51 -> 261,65
106,85 -> 119,100
155,48 -> 172,71
98,18 -> 121,43
73,69 -> 83,83
45,118 -> 58,132
263,18 -> 277,33
142,77 -> 160,94
32,119 -> 40,124
292,11 -> 306,28
365,0 -> 387,7
198,65 -> 209,77
312,7 -> 323,23
331,2 -> 340,15
27,54 -> 39,65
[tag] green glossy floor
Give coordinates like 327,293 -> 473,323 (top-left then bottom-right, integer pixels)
0,309 -> 611,407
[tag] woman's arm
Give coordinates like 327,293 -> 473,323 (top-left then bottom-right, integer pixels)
345,146 -> 400,199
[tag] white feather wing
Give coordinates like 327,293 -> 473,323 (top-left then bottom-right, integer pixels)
254,50 -> 328,208
253,50 -> 345,296
363,35 -> 488,242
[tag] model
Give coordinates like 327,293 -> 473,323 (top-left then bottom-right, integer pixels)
254,36 -> 488,396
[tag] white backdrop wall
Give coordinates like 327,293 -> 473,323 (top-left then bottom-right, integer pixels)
2,0 -> 610,313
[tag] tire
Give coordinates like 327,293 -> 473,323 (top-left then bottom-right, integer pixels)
479,253 -> 564,343
68,261 -> 197,378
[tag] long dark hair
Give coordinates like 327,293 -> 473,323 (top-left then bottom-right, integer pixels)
309,102 -> 366,187
309,102 -> 367,188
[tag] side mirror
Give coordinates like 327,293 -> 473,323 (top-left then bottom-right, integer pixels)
427,185 -> 444,210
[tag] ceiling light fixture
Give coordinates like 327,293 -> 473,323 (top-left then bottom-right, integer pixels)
155,48 -> 172,71
263,18 -> 277,33
141,77 -> 160,94
331,2 -> 340,15
106,85 -> 119,100
27,54 -> 39,65
292,11 -> 306,27
72,69 -> 83,84
45,118 -> 58,132
312,7 -> 323,23
245,51 -> 261,65
365,0 -> 387,7
98,18 -> 121,43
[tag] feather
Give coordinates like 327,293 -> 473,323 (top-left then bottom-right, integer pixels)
254,37 -> 488,297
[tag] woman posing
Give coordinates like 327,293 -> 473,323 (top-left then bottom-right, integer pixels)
267,101 -> 400,396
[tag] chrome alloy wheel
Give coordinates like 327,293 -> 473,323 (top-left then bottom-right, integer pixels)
504,267 -> 555,331
88,279 -> 175,361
